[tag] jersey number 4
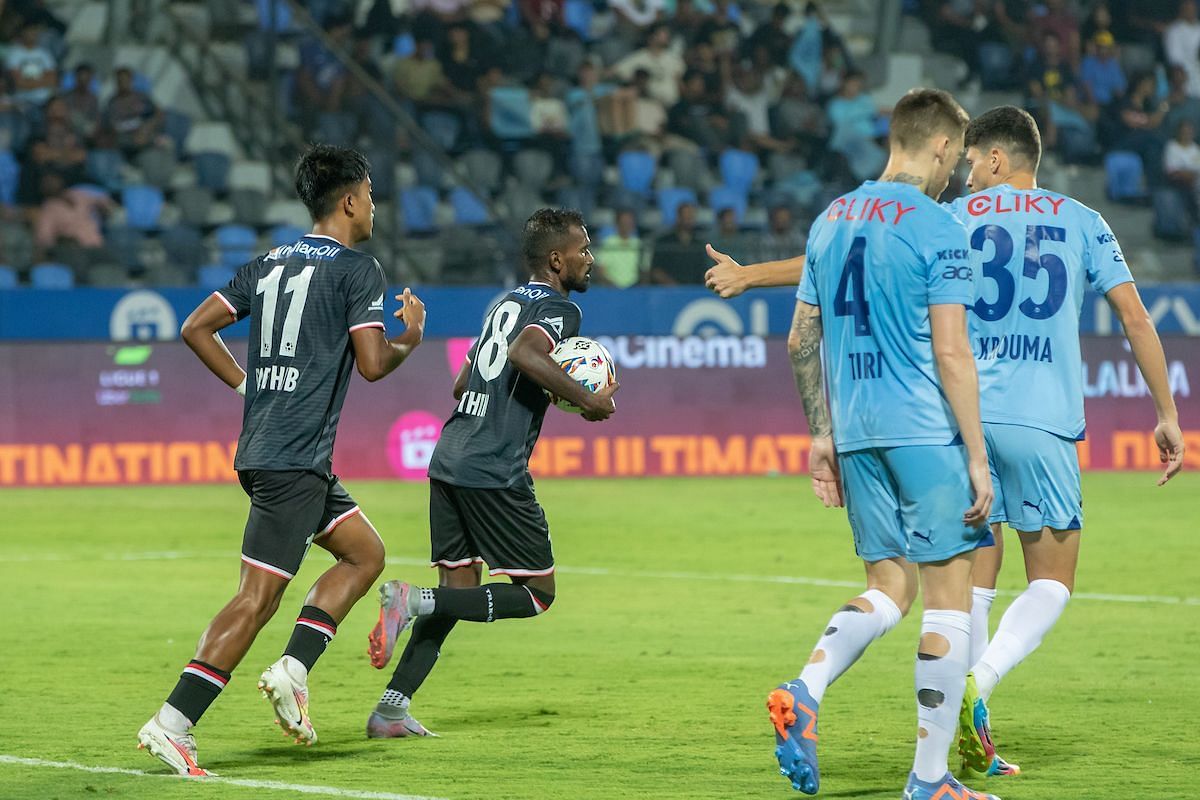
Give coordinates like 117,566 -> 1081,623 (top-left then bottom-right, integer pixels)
834,236 -> 871,336
256,264 -> 315,358
972,224 -> 1067,321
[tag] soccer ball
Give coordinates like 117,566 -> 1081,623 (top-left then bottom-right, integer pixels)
546,337 -> 616,413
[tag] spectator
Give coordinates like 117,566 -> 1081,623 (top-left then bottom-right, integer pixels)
612,23 -> 685,107
1115,72 -> 1169,180
755,205 -> 806,263
594,209 -> 643,287
670,68 -> 737,152
293,17 -> 352,127
788,2 -> 826,94
1164,64 -> 1200,140
1081,1 -> 1116,44
629,68 -> 667,145
707,207 -> 746,260
6,22 -> 57,108
1026,32 -> 1096,161
934,1 -> 1000,87
1165,0 -> 1200,98
1029,0 -> 1080,64
772,73 -> 829,160
392,35 -> 456,109
1080,31 -> 1127,108
59,63 -> 100,144
1164,119 -> 1200,214
724,60 -> 790,153
746,5 -> 794,69
608,0 -> 666,33
649,201 -> 706,284
19,97 -> 87,206
530,72 -> 571,171
519,0 -> 564,36
33,174 -> 112,261
826,70 -> 884,180
104,67 -> 165,157
440,23 -> 493,95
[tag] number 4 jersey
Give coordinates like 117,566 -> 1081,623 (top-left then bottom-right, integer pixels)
428,282 -> 582,490
215,234 -> 387,476
798,180 -> 976,452
945,184 -> 1133,439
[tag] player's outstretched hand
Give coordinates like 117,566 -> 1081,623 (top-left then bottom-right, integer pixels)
964,456 -> 994,527
581,381 -> 619,422
704,243 -> 749,299
808,436 -> 843,508
1153,419 -> 1185,486
394,288 -> 426,339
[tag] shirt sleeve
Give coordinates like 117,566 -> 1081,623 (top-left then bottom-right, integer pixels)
1085,213 -> 1134,295
795,224 -> 819,304
924,213 -> 976,307
345,257 -> 387,332
525,297 -> 582,348
214,258 -> 259,320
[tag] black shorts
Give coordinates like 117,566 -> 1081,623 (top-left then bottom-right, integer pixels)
429,479 -> 553,577
238,469 -> 360,580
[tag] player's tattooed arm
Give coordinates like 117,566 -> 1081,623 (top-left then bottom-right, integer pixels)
787,301 -> 832,438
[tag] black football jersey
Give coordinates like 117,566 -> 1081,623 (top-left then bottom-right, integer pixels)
215,234 -> 386,476
427,281 -> 582,489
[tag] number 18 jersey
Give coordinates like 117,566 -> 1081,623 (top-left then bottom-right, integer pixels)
945,185 -> 1133,439
798,181 -> 976,453
427,282 -> 582,490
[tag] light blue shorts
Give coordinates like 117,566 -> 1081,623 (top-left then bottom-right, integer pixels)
838,444 -> 993,564
984,422 -> 1083,532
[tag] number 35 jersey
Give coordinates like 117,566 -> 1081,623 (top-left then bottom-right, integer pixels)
945,185 -> 1133,439
798,181 -> 976,453
428,282 -> 581,490
215,234 -> 387,476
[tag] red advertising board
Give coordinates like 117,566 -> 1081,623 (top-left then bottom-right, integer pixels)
0,337 -> 1195,487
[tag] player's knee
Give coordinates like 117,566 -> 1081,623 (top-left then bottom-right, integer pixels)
358,537 -> 386,583
526,585 -> 555,616
233,585 -> 283,624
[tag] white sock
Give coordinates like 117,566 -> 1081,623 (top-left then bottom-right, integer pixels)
799,589 -> 902,704
968,587 -> 996,668
912,609 -> 971,783
413,587 -> 435,616
158,702 -> 192,734
281,655 -> 309,684
975,579 -> 1071,700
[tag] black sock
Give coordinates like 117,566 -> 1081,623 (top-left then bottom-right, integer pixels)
427,583 -> 551,623
165,660 -> 231,726
386,615 -> 457,699
282,605 -> 337,672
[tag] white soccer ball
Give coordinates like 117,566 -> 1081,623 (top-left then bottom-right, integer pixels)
546,337 -> 616,413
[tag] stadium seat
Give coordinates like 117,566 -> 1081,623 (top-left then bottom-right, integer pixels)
556,185 -> 596,217
186,122 -> 240,158
488,87 -> 534,139
400,187 -> 438,234
175,186 -> 214,228
122,185 -> 165,230
450,187 -> 490,226
229,188 -> 267,227
707,185 -> 748,224
514,149 -> 554,189
269,224 -> 306,247
104,226 -> 147,269
421,111 -> 461,152
978,43 -> 1014,90
0,264 -> 17,289
30,263 -> 74,289
656,187 -> 698,228
0,221 -> 32,269
265,199 -> 309,227
412,149 -> 444,188
1152,188 -> 1192,240
159,224 -> 206,271
617,151 -> 656,196
163,109 -> 192,158
563,0 -> 594,40
1104,151 -> 1147,202
198,264 -> 237,290
666,148 -> 712,192
193,151 -> 232,193
501,184 -> 543,220
230,161 -> 273,193
215,224 -> 256,251
545,37 -> 586,80
0,150 -> 19,206
392,33 -> 416,57
254,0 -> 294,31
719,149 -> 759,195
86,149 -> 123,193
135,147 -> 177,189
87,263 -> 130,287
461,149 -> 504,196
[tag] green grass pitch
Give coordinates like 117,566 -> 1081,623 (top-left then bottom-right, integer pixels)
1,474 -> 1196,799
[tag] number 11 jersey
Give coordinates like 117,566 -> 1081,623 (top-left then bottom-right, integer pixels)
216,234 -> 387,477
428,282 -> 582,490
944,185 -> 1133,440
797,181 -> 977,453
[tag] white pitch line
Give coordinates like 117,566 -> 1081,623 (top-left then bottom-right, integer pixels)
0,755 -> 447,800
1,550 -> 1197,606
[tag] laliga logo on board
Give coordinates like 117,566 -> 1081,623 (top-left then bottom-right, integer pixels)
109,290 -> 178,341
386,410 -> 443,481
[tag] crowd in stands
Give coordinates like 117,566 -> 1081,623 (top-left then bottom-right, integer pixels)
4,0 -> 1200,289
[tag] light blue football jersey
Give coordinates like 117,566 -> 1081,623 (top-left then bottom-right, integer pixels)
945,185 -> 1133,439
798,181 -> 976,452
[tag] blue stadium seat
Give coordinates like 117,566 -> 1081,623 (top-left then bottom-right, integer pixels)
393,33 -> 416,57
163,110 -> 192,158
86,149 -> 123,193
193,151 -> 232,193
718,149 -> 759,195
30,263 -> 74,289
400,187 -> 438,234
198,264 -> 237,290
656,187 -> 698,228
255,0 -> 295,31
1105,151 -> 1146,202
0,264 -> 17,289
159,224 -> 206,270
617,151 -> 656,196
269,224 -> 306,247
0,150 -> 19,206
450,187 -> 489,226
489,87 -> 534,139
105,226 -> 147,269
215,224 -> 257,251
708,185 -> 748,224
564,0 -> 594,40
122,185 -> 164,230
